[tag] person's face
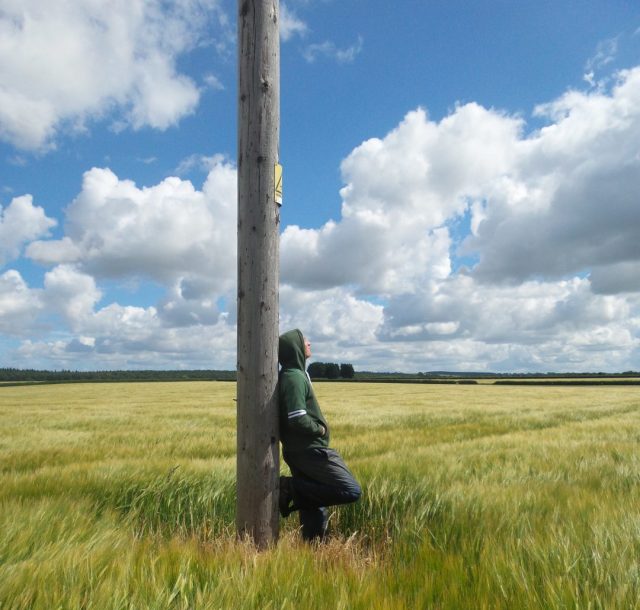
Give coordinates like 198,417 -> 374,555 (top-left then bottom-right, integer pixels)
303,337 -> 312,359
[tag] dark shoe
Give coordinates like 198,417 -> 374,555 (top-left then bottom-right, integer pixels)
279,476 -> 294,518
300,507 -> 329,542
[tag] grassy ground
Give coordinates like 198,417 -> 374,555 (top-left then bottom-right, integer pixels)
1,381 -> 640,608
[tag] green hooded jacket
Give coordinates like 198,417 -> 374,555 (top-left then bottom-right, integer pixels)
278,329 -> 330,452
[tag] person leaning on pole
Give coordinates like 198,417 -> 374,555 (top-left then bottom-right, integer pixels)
278,329 -> 361,541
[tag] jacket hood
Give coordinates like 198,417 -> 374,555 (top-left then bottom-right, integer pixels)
279,329 -> 306,371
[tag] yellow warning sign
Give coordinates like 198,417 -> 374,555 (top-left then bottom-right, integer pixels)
274,163 -> 283,205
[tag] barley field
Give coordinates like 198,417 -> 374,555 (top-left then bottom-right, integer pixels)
1,381 -> 640,609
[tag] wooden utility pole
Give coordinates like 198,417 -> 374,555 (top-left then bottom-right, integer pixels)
236,0 -> 280,547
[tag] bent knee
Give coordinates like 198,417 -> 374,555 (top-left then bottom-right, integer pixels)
346,482 -> 362,503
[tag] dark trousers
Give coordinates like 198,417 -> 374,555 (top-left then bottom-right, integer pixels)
283,447 -> 361,541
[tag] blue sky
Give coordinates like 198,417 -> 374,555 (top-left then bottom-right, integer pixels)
1,0 -> 640,372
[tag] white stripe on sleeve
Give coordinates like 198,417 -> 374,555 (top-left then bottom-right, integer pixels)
288,409 -> 306,419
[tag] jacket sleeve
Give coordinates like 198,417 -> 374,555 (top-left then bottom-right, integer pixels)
280,372 -> 325,438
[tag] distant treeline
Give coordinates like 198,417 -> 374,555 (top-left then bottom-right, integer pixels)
353,371 -> 640,386
0,368 -> 236,384
307,362 -> 355,379
357,370 -> 640,380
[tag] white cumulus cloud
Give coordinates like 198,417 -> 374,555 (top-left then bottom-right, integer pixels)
27,158 -> 237,293
0,195 -> 56,265
43,265 -> 102,329
0,0 -> 223,151
0,270 -> 43,336
465,67 -> 640,286
281,104 -> 521,295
